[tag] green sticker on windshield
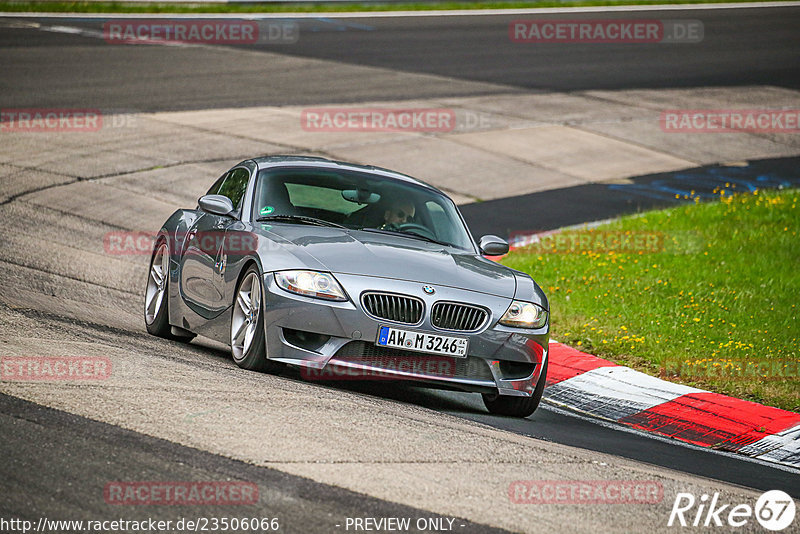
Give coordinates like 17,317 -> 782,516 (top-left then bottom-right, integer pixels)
260,206 -> 274,216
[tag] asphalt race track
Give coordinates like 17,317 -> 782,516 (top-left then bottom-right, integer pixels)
1,6 -> 799,110
0,393 -> 508,533
1,4 -> 799,532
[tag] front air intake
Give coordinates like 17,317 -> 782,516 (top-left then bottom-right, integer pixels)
361,292 -> 424,325
431,302 -> 488,332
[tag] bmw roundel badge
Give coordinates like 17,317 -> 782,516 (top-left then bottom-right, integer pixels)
422,285 -> 435,295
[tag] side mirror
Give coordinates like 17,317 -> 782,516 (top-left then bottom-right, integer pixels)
198,194 -> 234,217
479,235 -> 509,256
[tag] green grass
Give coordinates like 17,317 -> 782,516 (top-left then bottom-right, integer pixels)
503,188 -> 800,412
0,0 -> 790,13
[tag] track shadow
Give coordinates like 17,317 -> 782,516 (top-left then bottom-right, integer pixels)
461,156 -> 800,238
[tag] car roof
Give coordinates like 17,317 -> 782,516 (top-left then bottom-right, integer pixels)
250,155 -> 441,193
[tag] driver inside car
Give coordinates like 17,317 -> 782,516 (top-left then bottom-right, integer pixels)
379,201 -> 416,230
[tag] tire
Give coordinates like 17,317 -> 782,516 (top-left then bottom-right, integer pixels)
230,266 -> 283,374
482,359 -> 548,418
144,240 -> 195,342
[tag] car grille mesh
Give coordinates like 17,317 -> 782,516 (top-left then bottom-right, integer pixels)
361,292 -> 423,325
431,302 -> 488,331
332,342 -> 493,381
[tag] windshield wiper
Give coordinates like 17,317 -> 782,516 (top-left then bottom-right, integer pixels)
358,227 -> 453,248
256,215 -> 347,229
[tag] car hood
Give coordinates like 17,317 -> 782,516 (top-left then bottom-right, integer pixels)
258,224 -> 517,298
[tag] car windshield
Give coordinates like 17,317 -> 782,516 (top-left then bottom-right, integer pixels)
252,167 -> 475,252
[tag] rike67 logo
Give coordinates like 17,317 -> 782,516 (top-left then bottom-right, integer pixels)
668,490 -> 795,531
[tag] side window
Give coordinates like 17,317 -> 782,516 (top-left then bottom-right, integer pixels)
206,172 -> 228,196
216,168 -> 250,209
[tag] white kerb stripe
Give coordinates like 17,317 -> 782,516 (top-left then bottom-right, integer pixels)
738,422 -> 800,467
544,366 -> 706,422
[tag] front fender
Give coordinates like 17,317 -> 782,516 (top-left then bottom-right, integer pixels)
154,209 -> 202,330
512,271 -> 549,312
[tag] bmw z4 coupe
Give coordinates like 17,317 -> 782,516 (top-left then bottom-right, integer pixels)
145,156 -> 549,417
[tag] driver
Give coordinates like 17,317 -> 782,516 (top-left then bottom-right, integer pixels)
379,201 -> 415,230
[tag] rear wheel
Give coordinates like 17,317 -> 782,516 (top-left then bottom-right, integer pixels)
482,359 -> 548,418
230,267 -> 283,374
144,240 -> 195,342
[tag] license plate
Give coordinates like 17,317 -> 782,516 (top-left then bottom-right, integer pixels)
376,326 -> 468,357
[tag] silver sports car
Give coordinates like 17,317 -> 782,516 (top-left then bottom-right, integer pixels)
145,156 -> 549,417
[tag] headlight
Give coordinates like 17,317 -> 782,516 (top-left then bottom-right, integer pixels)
499,301 -> 548,329
274,270 -> 347,301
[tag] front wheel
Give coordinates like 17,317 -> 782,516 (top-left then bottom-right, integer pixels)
144,240 -> 195,342
230,267 -> 283,374
482,359 -> 548,418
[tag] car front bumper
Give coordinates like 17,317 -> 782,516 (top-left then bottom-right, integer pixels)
261,272 -> 549,397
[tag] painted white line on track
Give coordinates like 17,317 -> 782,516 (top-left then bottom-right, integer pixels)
1,2 -> 799,19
